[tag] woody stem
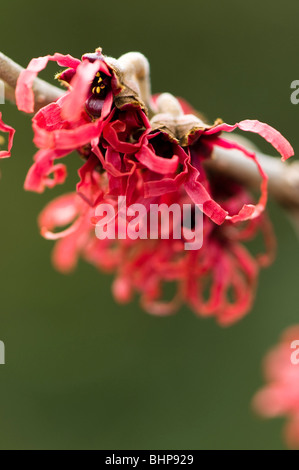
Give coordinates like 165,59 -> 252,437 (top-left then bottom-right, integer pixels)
208,146 -> 299,210
0,52 -> 64,111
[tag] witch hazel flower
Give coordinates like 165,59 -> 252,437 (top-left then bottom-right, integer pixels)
38,192 -> 92,273
16,48 -> 150,199
109,183 -> 276,324
39,180 -> 275,324
38,191 -> 136,276
12,47 -> 295,323
16,49 -> 293,214
253,327 -> 299,448
184,180 -> 276,325
148,93 -> 293,225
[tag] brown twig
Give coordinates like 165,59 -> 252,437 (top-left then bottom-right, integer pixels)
0,52 -> 63,111
208,146 -> 299,210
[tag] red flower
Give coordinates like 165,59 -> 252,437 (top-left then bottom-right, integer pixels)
149,98 -> 293,224
102,104 -> 151,154
185,119 -> 293,223
108,185 -> 275,324
253,327 -> 299,448
184,185 -> 276,325
16,48 -> 147,197
38,192 -> 128,274
16,49 -> 294,324
16,49 -> 120,117
39,180 -> 275,324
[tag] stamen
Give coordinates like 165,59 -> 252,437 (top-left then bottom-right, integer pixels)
91,71 -> 106,95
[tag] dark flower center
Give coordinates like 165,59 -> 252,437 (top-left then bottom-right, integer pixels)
91,72 -> 109,98
85,70 -> 112,118
149,134 -> 174,159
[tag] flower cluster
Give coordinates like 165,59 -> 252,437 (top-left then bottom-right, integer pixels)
15,47 -> 294,324
253,326 -> 299,448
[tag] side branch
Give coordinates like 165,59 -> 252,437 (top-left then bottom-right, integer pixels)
208,146 -> 299,210
0,52 -> 63,111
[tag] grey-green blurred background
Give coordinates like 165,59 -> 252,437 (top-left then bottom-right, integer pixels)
0,0 -> 298,450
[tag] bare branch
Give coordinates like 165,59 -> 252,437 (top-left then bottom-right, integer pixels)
0,80 -> 15,104
207,146 -> 299,210
0,52 -> 63,111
